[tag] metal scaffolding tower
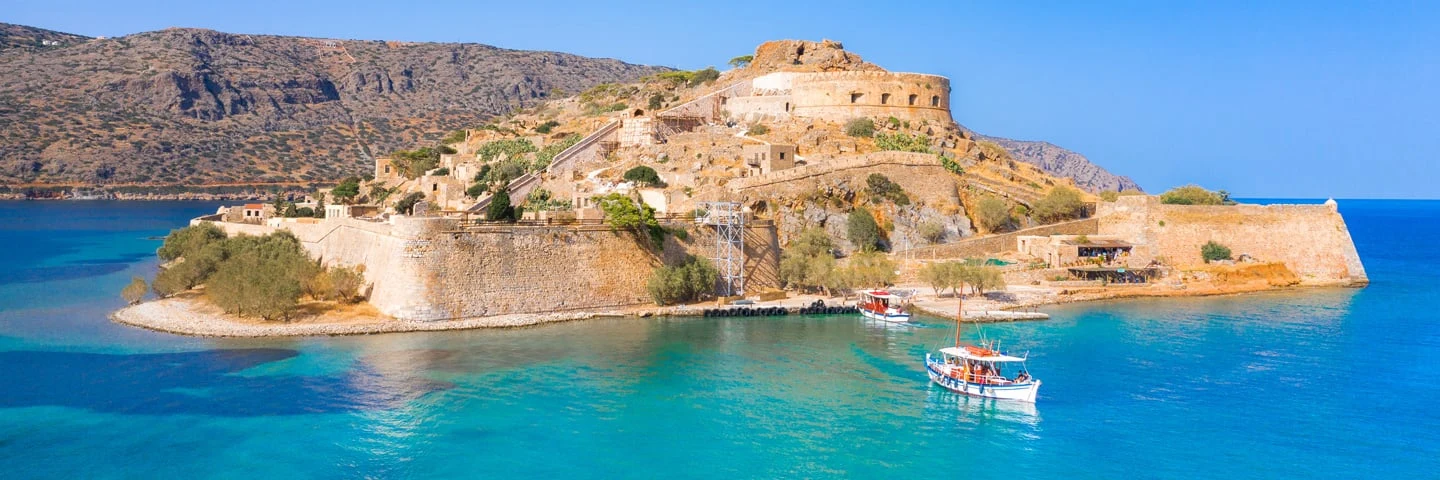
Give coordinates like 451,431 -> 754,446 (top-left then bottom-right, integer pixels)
698,201 -> 745,297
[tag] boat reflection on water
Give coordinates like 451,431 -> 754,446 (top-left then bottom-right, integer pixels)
926,386 -> 1041,429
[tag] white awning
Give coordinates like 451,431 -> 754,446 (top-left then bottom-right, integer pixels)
859,290 -> 902,300
939,347 -> 1027,363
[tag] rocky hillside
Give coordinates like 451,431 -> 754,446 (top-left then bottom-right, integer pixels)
969,131 -> 1143,193
0,24 -> 667,188
0,23 -> 88,51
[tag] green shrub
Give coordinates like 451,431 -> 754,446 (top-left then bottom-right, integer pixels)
307,265 -> 365,303
466,183 -> 487,198
487,188 -> 515,222
1201,241 -> 1233,263
1161,185 -> 1233,205
646,256 -> 719,305
689,67 -> 720,86
940,154 -> 964,175
476,138 -> 538,162
847,251 -> 897,287
157,223 -> 227,262
1031,186 -> 1086,223
874,132 -> 931,153
595,193 -> 664,246
121,276 -> 147,305
653,70 -> 695,86
844,118 -> 875,138
647,93 -> 665,110
623,165 -> 664,187
779,228 -> 838,293
533,134 -> 582,171
389,145 -> 454,179
865,173 -> 909,206
1099,190 -> 1120,202
330,176 -> 361,204
847,209 -> 883,252
431,167 -> 449,176
728,55 -> 753,68
919,262 -> 951,295
918,221 -> 946,244
207,244 -> 305,321
441,130 -> 467,144
395,192 -> 425,215
747,123 -> 769,135
975,196 -> 1012,233
534,120 -> 560,134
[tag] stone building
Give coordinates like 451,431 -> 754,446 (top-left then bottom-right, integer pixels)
1017,234 -> 1136,268
223,203 -> 274,224
742,143 -> 798,175
375,157 -> 400,182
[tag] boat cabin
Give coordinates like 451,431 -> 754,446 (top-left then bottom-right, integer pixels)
857,289 -> 911,322
937,346 -> 1032,385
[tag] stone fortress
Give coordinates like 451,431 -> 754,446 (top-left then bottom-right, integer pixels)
198,39 -> 1366,324
724,70 -> 953,124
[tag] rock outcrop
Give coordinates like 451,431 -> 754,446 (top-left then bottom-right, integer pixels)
749,39 -> 883,73
971,132 -> 1143,193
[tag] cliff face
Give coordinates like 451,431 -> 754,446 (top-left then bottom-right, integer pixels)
0,24 -> 668,186
971,133 -> 1143,193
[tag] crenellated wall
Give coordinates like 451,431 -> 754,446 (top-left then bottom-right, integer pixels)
1096,196 -> 1367,285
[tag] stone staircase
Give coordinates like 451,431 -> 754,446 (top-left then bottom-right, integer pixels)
469,120 -> 621,213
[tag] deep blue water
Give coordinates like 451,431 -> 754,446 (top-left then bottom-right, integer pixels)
0,200 -> 1436,478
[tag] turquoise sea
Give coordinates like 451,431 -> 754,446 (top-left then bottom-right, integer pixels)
0,199 -> 1436,478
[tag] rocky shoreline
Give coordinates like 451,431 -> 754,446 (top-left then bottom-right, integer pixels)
111,298 -> 614,337
112,274 -> 1343,338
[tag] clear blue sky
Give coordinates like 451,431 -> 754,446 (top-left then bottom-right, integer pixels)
8,1 -> 1438,198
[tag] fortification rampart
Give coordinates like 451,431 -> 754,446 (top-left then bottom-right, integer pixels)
731,151 -> 944,191
1096,196 -> 1367,285
788,71 -> 952,124
199,216 -> 781,321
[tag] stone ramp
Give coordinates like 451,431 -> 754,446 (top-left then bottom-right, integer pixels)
469,120 -> 621,213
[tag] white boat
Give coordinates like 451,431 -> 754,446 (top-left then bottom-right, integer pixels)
857,289 -> 911,323
925,346 -> 1040,402
925,295 -> 1041,402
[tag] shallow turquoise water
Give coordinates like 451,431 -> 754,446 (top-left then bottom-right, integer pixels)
0,200 -> 1436,478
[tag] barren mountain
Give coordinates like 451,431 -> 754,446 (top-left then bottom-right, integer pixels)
969,131 -> 1143,193
0,23 -> 88,51
0,24 -> 667,188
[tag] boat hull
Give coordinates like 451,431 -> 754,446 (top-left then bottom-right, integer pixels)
925,355 -> 1040,402
860,308 -> 911,323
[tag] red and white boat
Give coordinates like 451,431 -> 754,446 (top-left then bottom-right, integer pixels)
924,296 -> 1041,402
858,289 -> 911,323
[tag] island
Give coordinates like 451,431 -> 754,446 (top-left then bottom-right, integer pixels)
111,40 -> 1367,337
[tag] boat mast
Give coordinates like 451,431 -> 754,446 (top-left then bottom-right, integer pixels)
954,290 -> 962,348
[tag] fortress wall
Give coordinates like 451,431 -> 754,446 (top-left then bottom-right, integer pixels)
396,223 -> 781,320
732,151 -> 947,193
197,215 -> 782,321
1097,196 -> 1368,285
665,223 -> 783,292
788,71 -> 952,124
726,96 -> 792,123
